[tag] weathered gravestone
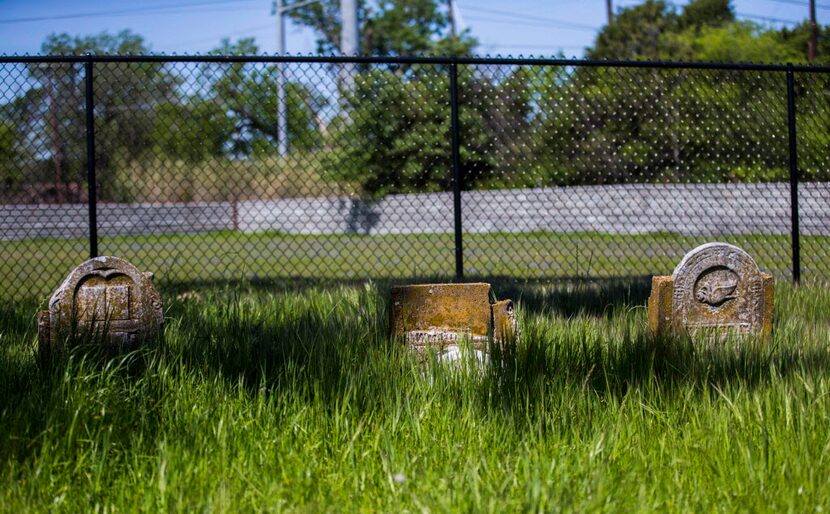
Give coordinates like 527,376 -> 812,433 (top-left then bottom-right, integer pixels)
647,243 -> 774,337
390,283 -> 517,354
38,256 -> 163,358
491,299 -> 517,343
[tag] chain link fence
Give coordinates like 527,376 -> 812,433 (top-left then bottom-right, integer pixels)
0,56 -> 826,301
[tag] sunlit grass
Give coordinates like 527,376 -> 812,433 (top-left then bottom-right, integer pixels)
1,280 -> 830,511
1,229 -> 819,302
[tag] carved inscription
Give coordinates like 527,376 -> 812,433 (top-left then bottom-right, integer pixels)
671,243 -> 767,334
694,267 -> 738,306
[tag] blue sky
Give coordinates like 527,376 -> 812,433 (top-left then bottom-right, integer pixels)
0,0 -> 811,57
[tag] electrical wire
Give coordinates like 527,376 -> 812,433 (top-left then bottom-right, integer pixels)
0,0 -> 260,24
736,12 -> 803,24
616,0 -> 804,26
464,14 -> 599,32
174,23 -> 276,47
460,4 -> 599,30
760,0 -> 830,11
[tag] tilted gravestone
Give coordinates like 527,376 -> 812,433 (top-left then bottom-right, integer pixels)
390,283 -> 517,354
38,256 -> 163,357
648,243 -> 774,337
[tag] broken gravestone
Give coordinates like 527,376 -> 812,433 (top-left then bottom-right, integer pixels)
38,256 -> 163,358
647,243 -> 774,337
389,283 -> 517,355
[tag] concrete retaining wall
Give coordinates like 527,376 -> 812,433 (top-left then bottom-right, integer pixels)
3,183 -> 828,241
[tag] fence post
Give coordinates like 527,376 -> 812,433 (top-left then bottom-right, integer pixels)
449,62 -> 464,280
84,56 -> 98,258
786,64 -> 801,285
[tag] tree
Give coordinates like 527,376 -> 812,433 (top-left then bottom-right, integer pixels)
288,0 -> 487,195
200,38 -> 325,157
669,21 -> 801,62
0,120 -> 20,193
588,0 -> 678,60
778,22 -> 830,65
286,0 -> 474,56
20,30 -> 178,201
152,100 -> 234,163
532,0 -> 812,186
677,0 -> 734,31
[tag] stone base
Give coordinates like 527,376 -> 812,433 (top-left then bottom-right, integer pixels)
390,283 -> 517,352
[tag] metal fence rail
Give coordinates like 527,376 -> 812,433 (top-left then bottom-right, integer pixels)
0,55 -> 827,300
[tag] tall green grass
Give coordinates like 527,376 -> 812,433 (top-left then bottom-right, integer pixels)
1,280 -> 830,511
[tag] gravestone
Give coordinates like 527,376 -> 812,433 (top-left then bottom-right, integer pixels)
38,256 -> 163,358
491,299 -> 518,342
647,243 -> 774,337
390,283 -> 517,354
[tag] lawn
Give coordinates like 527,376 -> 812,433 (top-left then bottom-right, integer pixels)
1,278 -> 830,511
0,228 -> 821,301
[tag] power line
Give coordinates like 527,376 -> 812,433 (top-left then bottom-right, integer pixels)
617,0 -> 803,25
485,43 -> 587,49
174,23 -> 275,47
462,5 -> 599,31
0,0 -> 260,24
736,12 -> 802,25
464,14 -> 599,32
761,0 -> 830,11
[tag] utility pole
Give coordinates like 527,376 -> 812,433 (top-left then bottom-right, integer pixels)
275,0 -> 288,157
809,0 -> 818,64
448,0 -> 457,38
340,0 -> 358,91
606,0 -> 613,25
340,0 -> 358,55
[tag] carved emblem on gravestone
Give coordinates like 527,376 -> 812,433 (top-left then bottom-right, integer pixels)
38,256 -> 163,357
647,243 -> 774,337
390,283 -> 517,355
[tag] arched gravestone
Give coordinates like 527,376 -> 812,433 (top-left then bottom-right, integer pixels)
647,243 -> 774,337
37,256 -> 163,357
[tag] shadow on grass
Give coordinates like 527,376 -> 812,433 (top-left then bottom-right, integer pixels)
156,277 -> 830,413
156,273 -> 654,319
0,273 -> 652,341
492,330 -> 830,401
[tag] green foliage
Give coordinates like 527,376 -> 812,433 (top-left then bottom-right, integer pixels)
778,23 -> 830,65
669,21 -> 802,62
152,101 -> 234,163
204,38 -> 325,156
324,68 -> 453,195
530,63 -> 791,184
588,0 -> 679,60
286,0 -> 476,56
677,0 -> 734,30
530,0 -> 820,186
15,31 -> 178,201
0,121 -> 20,188
7,3 -> 830,199
43,32 -> 178,167
323,64 -> 523,196
292,0 -> 486,195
